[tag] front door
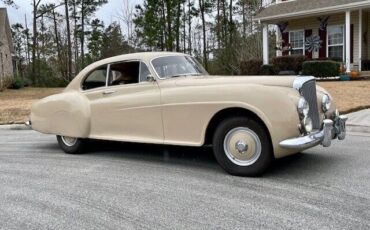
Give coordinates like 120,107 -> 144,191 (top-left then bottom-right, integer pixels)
82,61 -> 163,144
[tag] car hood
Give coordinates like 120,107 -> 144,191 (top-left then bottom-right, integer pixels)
174,75 -> 297,88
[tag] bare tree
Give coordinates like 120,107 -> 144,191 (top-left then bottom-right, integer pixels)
116,0 -> 135,48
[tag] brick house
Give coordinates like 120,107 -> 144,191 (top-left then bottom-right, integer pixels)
0,8 -> 14,87
255,0 -> 370,73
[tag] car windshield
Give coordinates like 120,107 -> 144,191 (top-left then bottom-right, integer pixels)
151,55 -> 208,79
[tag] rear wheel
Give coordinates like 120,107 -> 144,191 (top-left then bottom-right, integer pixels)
57,135 -> 86,154
212,117 -> 273,176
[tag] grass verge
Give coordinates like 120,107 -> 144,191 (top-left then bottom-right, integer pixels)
0,87 -> 62,124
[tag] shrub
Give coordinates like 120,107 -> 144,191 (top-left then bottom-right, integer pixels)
259,65 -> 276,75
240,59 -> 263,75
302,60 -> 340,78
314,57 -> 343,62
9,76 -> 25,89
272,55 -> 306,74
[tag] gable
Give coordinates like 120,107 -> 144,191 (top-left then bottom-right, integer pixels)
0,8 -> 14,53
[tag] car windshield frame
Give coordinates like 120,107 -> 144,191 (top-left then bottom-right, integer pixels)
150,55 -> 209,79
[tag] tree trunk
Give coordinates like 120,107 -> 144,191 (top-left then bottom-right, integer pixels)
52,9 -> 65,79
182,2 -> 186,52
80,1 -> 85,68
41,15 -> 45,61
64,0 -> 72,80
73,0 -> 79,73
221,0 -> 227,47
25,14 -> 31,65
229,0 -> 233,44
175,0 -> 181,52
187,0 -> 192,54
199,0 -> 208,70
161,1 -> 167,51
166,1 -> 173,51
217,0 -> 221,49
32,0 -> 39,85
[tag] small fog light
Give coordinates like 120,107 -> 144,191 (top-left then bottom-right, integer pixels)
322,94 -> 331,112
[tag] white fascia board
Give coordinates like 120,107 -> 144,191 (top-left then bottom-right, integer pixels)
254,1 -> 370,22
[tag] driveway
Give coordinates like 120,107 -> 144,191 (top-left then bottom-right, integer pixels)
0,129 -> 369,229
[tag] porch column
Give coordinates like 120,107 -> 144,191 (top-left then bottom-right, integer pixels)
263,24 -> 269,65
359,9 -> 363,71
345,10 -> 351,73
276,25 -> 282,57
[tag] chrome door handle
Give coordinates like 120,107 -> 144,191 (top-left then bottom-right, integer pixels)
102,90 -> 115,95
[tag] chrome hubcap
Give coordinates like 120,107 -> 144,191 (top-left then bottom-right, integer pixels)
235,140 -> 248,153
61,136 -> 78,147
223,127 -> 262,166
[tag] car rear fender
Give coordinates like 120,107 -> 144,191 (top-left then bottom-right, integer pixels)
31,91 -> 91,138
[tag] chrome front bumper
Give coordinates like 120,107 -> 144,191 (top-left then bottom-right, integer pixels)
280,115 -> 348,149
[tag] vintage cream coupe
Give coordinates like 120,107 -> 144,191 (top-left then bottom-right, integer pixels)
28,52 -> 348,176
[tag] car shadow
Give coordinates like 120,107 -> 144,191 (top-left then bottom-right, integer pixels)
40,139 -> 338,177
85,140 -> 222,173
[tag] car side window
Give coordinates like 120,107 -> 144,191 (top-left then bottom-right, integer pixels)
82,65 -> 107,90
139,62 -> 151,82
108,61 -> 140,86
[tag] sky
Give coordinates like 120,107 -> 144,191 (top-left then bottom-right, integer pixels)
0,0 -> 142,27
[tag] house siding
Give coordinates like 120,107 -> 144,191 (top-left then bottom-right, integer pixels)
281,11 -> 364,67
0,36 -> 13,80
0,8 -> 14,83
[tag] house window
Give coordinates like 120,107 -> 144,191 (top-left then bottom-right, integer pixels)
289,30 -> 304,55
327,25 -> 344,61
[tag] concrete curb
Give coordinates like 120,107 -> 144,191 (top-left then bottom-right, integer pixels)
0,124 -> 32,130
346,125 -> 370,134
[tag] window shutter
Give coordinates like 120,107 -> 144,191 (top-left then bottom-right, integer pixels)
350,24 -> 354,63
305,29 -> 313,59
282,32 -> 289,56
319,29 -> 327,58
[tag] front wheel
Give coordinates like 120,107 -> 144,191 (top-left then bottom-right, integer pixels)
212,117 -> 273,176
56,135 -> 86,154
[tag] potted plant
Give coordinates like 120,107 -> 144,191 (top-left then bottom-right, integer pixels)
339,63 -> 350,81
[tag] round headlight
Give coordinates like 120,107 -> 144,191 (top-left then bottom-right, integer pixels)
303,116 -> 313,133
298,97 -> 309,117
322,94 -> 331,112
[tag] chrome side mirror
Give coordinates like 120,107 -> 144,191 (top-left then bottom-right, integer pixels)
147,74 -> 156,82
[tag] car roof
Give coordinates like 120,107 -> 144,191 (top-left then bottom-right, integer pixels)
94,52 -> 188,66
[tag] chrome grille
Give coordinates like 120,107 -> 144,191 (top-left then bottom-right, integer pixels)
301,80 -> 320,129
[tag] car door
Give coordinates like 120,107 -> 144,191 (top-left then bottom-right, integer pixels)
82,61 -> 164,144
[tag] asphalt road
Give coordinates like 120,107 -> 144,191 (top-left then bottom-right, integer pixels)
0,128 -> 370,230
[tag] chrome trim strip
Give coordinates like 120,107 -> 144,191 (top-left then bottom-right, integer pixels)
293,76 -> 316,92
105,64 -> 111,87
